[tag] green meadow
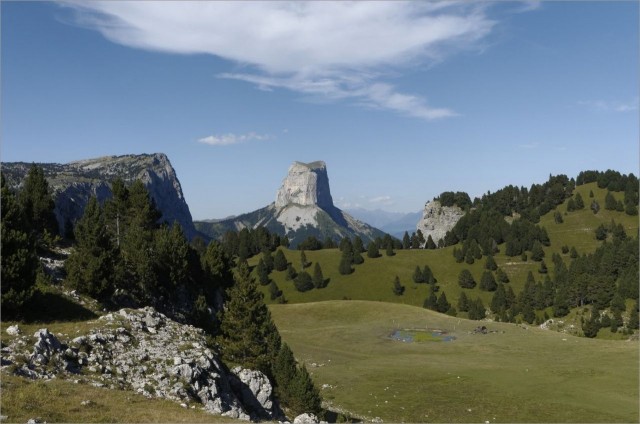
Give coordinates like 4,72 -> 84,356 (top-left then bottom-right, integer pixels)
270,300 -> 639,423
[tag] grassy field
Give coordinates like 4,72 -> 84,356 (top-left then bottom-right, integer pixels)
270,300 -> 639,423
254,183 -> 638,320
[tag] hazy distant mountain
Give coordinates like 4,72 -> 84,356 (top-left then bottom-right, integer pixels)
346,208 -> 422,239
195,161 -> 386,247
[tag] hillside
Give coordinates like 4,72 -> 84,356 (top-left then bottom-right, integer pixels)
269,300 -> 639,423
253,182 -> 638,337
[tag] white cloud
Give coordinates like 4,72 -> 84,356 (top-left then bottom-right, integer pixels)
60,1 -> 495,121
197,132 -> 270,146
369,195 -> 394,206
578,98 -> 639,113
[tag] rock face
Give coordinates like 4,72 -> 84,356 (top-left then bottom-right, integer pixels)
416,199 -> 465,245
196,160 -> 386,247
1,153 -> 198,240
275,161 -> 333,210
1,307 -> 282,421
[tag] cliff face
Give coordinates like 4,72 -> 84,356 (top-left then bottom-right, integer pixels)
196,160 -> 386,246
416,199 -> 465,244
2,153 -> 197,240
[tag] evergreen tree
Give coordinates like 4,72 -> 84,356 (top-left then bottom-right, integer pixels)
582,307 -> 601,338
628,300 -> 639,330
402,232 -> 411,249
272,343 -> 297,401
468,298 -> 486,320
300,250 -> 309,269
416,229 -> 426,247
436,292 -> 451,313
522,303 -> 536,324
286,264 -> 298,281
453,247 -> 464,263
491,283 -> 507,314
294,271 -> 314,292
274,249 -> 288,271
1,174 -> 39,318
589,189 -> 594,198
353,236 -> 365,253
256,258 -> 270,286
554,211 -> 563,224
458,269 -> 476,289
566,198 -> 576,212
312,262 -> 325,289
604,191 -> 617,210
570,246 -> 579,259
479,271 -> 497,291
464,249 -> 475,264
18,164 -> 59,242
367,241 -> 381,258
65,197 -> 122,300
496,268 -> 510,284
485,255 -> 498,271
538,260 -> 548,274
385,243 -> 395,257
287,364 -> 323,415
425,235 -> 437,250
423,287 -> 438,310
575,192 -> 585,209
338,248 -> 354,275
457,291 -> 470,312
590,200 -> 600,214
218,261 -> 277,372
530,241 -> 545,261
392,276 -> 405,295
268,280 -> 283,300
201,241 -> 233,291
412,265 -> 425,284
262,249 -> 274,273
352,245 -> 364,265
423,265 -> 437,284
154,224 -> 200,295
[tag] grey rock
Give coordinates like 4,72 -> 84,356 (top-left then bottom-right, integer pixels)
6,325 -> 21,336
230,366 -> 280,420
293,413 -> 320,424
416,199 -> 466,245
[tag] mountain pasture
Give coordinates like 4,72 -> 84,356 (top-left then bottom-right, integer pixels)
270,300 -> 639,423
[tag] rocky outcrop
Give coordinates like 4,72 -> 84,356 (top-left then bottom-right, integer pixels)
1,153 -> 198,240
195,161 -> 386,247
416,200 -> 465,245
0,307 -> 282,421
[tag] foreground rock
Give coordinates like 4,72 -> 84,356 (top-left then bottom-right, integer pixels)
416,199 -> 465,245
1,307 -> 282,421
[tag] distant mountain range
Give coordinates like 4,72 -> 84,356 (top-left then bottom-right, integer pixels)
344,208 -> 421,239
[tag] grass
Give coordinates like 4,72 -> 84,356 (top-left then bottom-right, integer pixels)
254,182 -> 638,323
269,300 -> 639,423
0,374 -> 240,423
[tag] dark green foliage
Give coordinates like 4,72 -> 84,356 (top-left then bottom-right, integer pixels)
412,266 -> 425,284
1,174 -> 40,318
538,260 -> 548,274
287,364 -> 323,415
256,258 -> 270,286
458,269 -> 476,289
423,265 -> 436,284
423,287 -> 438,310
590,200 -> 600,214
479,271 -> 497,292
385,243 -> 395,257
274,249 -> 288,271
561,245 -> 569,254
530,241 -> 545,261
522,303 -> 536,324
415,230 -> 426,248
353,236 -> 365,253
352,247 -> 364,265
300,250 -> 310,269
367,241 -> 381,258
322,238 -> 335,249
604,191 -> 617,210
570,246 -> 578,259
425,235 -> 437,249
269,280 -> 283,300
484,255 -> 497,271
294,271 -> 314,292
457,291 -> 470,312
589,189 -> 594,198
582,307 -> 601,338
338,248 -> 353,275
521,252 -> 528,262
218,261 -> 277,372
297,236 -> 323,251
628,301 -> 639,330
153,223 -> 202,294
566,198 -> 576,212
496,268 -> 510,284
453,247 -> 464,263
436,292 -> 451,313
18,164 -> 59,242
201,241 -> 233,291
554,211 -> 563,224
467,298 -> 486,320
436,191 -> 472,209
312,262 -> 326,289
575,192 -> 585,209
65,197 -> 122,300
464,249 -> 475,265
262,249 -> 274,273
491,283 -> 507,314
402,232 -> 411,249
286,264 -> 298,281
392,276 -> 405,296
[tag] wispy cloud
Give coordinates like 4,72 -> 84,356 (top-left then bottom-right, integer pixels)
578,98 -> 639,113
518,142 -> 540,149
369,195 -> 394,206
59,1 -> 496,121
197,132 -> 271,146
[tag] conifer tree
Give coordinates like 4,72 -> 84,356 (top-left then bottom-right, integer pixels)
202,241 -> 233,291
436,292 -> 451,313
575,192 -> 585,209
286,264 -> 298,281
457,291 -> 470,312
479,271 -> 497,291
268,280 -> 282,300
218,261 -> 276,372
288,364 -> 322,415
352,245 -> 364,265
262,249 -> 274,273
300,250 -> 309,269
491,283 -> 507,314
570,246 -> 579,259
628,300 -> 639,330
312,262 -> 325,288
423,287 -> 438,310
496,268 -> 510,284
274,249 -> 288,271
385,243 -> 395,257
412,265 -> 425,283
423,265 -> 436,284
425,235 -> 437,250
353,236 -> 365,253
392,275 -> 405,295
458,269 -> 476,289
402,232 -> 411,249
538,260 -> 548,274
256,258 -> 271,286
485,255 -> 498,271
1,174 -> 39,318
338,248 -> 353,275
465,249 -> 475,265
367,241 -> 381,258
18,164 -> 58,242
294,271 -> 314,292
530,240 -> 545,261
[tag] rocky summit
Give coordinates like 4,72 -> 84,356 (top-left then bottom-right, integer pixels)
196,160 -> 386,246
2,153 -> 198,240
416,199 -> 465,244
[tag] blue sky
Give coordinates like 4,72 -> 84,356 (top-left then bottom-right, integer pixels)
2,1 -> 638,220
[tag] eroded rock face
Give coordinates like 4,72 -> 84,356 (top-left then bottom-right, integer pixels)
0,307 -> 289,421
416,200 -> 465,245
275,161 -> 333,211
1,153 -> 197,240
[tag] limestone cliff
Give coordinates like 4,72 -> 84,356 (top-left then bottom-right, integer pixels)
416,199 -> 465,245
196,160 -> 386,246
2,153 -> 198,240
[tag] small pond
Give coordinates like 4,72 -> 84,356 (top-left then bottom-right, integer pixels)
389,328 -> 456,343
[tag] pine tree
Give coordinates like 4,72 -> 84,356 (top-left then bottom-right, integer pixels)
538,260 -> 548,274
485,255 -> 498,271
522,303 -> 536,324
385,243 -> 395,257
256,258 -> 270,286
218,261 -> 276,372
300,250 -> 309,269
288,364 -> 322,415
338,248 -> 353,275
18,164 -> 59,243
402,232 -> 411,249
367,241 -> 381,258
294,271 -> 314,292
269,280 -> 283,300
491,283 -> 507,314
575,192 -> 585,209
479,271 -> 497,291
590,200 -> 600,214
570,246 -> 579,259
496,268 -> 510,284
286,264 -> 298,281
201,241 -> 233,291
274,249 -> 288,271
425,235 -> 437,250
458,291 -> 470,312
272,343 -> 298,405
312,262 -> 325,288
353,236 -> 365,253
262,249 -> 274,273
423,287 -> 438,310
554,211 -> 563,224
582,307 -> 601,338
530,241 -> 545,261
352,245 -> 364,265
412,265 -> 425,283
464,249 -> 475,265
423,265 -> 436,284
65,197 -> 122,300
458,269 -> 476,289
628,300 -> 639,330
1,174 -> 39,318
604,191 -> 617,210
436,292 -> 451,313
392,276 -> 405,295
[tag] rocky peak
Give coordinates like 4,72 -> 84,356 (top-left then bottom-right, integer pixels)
275,161 -> 334,211
416,199 -> 465,245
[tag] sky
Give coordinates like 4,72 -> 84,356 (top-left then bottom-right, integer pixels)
2,1 -> 638,220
